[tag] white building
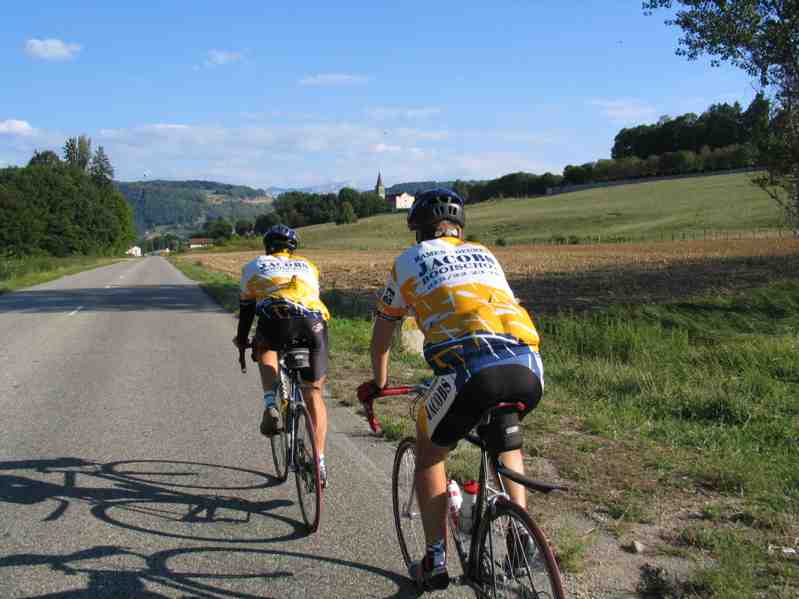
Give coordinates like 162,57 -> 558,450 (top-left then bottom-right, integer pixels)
388,192 -> 415,211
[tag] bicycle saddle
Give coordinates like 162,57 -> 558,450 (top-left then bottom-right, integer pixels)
283,348 -> 310,370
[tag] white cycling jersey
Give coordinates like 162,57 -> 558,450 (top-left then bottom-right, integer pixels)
240,251 -> 330,320
376,236 -> 540,372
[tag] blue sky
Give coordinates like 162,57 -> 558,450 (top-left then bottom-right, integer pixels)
1,1 -> 758,189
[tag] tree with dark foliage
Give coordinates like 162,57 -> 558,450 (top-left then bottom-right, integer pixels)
644,0 -> 799,233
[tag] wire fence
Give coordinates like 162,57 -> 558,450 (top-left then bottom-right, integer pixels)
521,228 -> 797,247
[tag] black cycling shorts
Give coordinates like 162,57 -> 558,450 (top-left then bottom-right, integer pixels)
426,364 -> 542,448
255,316 -> 329,383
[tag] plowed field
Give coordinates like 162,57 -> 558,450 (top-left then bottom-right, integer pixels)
190,238 -> 799,314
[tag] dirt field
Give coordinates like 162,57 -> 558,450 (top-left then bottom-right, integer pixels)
190,238 -> 799,313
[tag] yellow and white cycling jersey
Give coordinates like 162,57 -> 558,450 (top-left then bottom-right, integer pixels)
376,237 -> 540,372
240,251 -> 330,320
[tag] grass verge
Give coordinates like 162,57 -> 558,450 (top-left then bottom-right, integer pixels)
536,279 -> 799,595
0,255 -> 124,294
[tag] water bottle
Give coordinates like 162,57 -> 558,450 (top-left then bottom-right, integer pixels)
446,480 -> 463,525
460,480 -> 480,533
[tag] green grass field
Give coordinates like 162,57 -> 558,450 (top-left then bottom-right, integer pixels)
286,172 -> 782,249
0,255 -> 124,294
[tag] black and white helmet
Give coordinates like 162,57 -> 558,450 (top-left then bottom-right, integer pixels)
407,188 -> 465,233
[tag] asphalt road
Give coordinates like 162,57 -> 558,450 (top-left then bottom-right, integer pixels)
0,257 -> 464,598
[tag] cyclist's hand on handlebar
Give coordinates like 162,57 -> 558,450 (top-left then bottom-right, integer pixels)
357,380 -> 384,434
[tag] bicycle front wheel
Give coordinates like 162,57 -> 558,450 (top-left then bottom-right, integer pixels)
269,404 -> 289,482
392,437 -> 425,568
270,376 -> 290,482
474,498 -> 565,599
293,403 -> 321,532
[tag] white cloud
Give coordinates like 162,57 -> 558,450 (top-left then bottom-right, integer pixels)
25,38 -> 82,61
203,49 -> 243,68
298,73 -> 368,86
0,117 -> 566,188
590,98 -> 658,124
0,119 -> 34,136
371,143 -> 402,153
367,107 -> 441,120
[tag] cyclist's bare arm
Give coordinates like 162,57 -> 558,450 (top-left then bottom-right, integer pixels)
370,315 -> 398,388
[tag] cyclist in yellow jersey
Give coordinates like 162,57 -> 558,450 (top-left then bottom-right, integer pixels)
234,225 -> 331,486
358,189 -> 544,591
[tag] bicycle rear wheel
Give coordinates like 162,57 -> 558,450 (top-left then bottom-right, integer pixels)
392,437 -> 425,568
269,377 -> 290,482
293,402 -> 321,532
474,498 -> 564,599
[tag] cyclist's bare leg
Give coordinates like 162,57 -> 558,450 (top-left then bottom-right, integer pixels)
257,349 -> 278,391
497,448 -> 527,510
414,419 -> 450,545
301,377 -> 327,455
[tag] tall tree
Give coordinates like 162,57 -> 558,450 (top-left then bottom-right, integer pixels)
28,150 -> 62,167
77,135 -> 92,171
63,135 -> 93,171
63,138 -> 79,167
644,0 -> 799,234
89,145 -> 114,184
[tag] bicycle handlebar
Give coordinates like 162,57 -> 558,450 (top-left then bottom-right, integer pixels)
359,385 -> 426,434
378,386 -> 420,397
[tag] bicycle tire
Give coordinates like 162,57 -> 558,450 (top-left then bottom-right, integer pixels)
474,498 -> 565,599
293,402 -> 321,532
269,375 -> 290,482
392,437 -> 426,569
269,407 -> 289,483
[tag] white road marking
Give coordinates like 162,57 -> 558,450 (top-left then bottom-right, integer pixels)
69,306 -> 84,316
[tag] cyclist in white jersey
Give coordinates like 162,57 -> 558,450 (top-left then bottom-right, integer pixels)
234,225 -> 331,486
358,189 -> 544,591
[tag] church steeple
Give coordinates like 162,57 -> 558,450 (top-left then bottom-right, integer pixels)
375,171 -> 385,199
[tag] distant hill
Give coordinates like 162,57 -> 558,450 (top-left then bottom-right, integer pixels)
266,181 -> 356,196
116,179 -> 274,234
386,180 -> 459,195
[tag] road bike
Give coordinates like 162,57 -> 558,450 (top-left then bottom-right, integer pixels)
367,384 -> 566,598
239,344 -> 322,533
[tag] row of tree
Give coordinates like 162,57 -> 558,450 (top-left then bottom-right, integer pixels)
563,143 -> 754,185
251,188 -> 390,231
0,138 -> 136,257
611,95 -> 770,160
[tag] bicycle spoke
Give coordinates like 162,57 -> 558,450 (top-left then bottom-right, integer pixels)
475,500 -> 564,599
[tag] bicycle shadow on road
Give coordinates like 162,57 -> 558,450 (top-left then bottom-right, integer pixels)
0,543 -> 422,599
0,457 -> 306,544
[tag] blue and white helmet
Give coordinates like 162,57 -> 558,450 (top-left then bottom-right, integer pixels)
263,224 -> 298,253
